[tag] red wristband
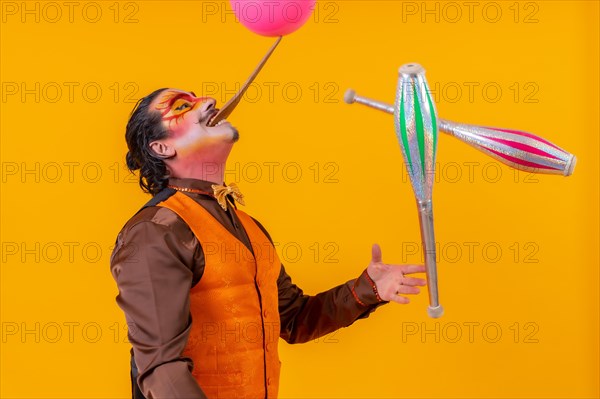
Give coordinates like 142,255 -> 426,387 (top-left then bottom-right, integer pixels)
364,270 -> 383,302
351,280 -> 367,307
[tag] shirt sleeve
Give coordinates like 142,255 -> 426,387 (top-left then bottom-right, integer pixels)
277,265 -> 387,344
248,216 -> 387,344
110,218 -> 207,399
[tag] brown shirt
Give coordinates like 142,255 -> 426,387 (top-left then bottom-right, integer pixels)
110,177 -> 386,398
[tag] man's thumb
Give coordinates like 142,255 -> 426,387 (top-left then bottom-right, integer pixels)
371,243 -> 383,263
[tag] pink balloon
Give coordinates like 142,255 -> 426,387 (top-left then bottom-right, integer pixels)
230,0 -> 316,37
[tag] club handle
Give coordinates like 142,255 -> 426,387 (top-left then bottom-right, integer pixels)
417,200 -> 443,318
344,89 -> 394,113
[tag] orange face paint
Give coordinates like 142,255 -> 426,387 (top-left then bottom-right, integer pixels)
154,91 -> 209,125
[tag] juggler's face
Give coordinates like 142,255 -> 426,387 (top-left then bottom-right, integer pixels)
150,89 -> 239,157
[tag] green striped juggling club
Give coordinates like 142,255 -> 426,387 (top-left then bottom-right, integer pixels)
394,64 -> 443,318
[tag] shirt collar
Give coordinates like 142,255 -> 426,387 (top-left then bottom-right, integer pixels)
167,177 -> 238,210
168,177 -> 223,192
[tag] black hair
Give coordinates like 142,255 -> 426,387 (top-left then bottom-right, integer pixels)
125,88 -> 171,195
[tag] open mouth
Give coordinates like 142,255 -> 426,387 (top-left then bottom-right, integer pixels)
204,109 -> 219,126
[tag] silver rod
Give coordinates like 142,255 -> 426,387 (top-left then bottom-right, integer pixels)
344,89 -> 394,113
417,200 -> 444,318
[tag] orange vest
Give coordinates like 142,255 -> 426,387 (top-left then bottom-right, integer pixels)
158,191 -> 281,399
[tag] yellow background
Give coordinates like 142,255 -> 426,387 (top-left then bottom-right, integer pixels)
1,1 -> 598,398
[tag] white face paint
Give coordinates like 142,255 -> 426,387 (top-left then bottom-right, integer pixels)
152,89 -> 239,157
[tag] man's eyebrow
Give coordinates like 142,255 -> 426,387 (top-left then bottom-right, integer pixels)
156,92 -> 194,114
169,93 -> 195,104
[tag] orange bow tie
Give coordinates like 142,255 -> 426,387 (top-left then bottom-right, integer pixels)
211,182 -> 245,211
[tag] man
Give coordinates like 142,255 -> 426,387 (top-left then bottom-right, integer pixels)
110,88 -> 427,399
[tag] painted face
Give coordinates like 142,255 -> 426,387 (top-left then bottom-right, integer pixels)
155,90 -> 208,124
151,89 -> 238,156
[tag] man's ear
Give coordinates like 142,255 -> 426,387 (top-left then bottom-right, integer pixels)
149,140 -> 176,159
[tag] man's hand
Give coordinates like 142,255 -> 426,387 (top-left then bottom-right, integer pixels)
367,243 -> 427,304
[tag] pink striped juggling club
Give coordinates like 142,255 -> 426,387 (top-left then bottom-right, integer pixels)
394,64 -> 444,318
436,121 -> 576,176
344,90 -> 576,176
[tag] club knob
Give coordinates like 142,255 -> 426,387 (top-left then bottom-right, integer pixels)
344,89 -> 356,104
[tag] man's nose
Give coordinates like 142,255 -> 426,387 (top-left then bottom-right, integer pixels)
199,98 -> 217,112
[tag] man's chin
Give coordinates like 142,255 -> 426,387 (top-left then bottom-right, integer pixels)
230,127 -> 240,143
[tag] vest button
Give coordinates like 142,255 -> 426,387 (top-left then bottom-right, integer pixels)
263,309 -> 268,318
266,343 -> 271,352
267,377 -> 272,386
